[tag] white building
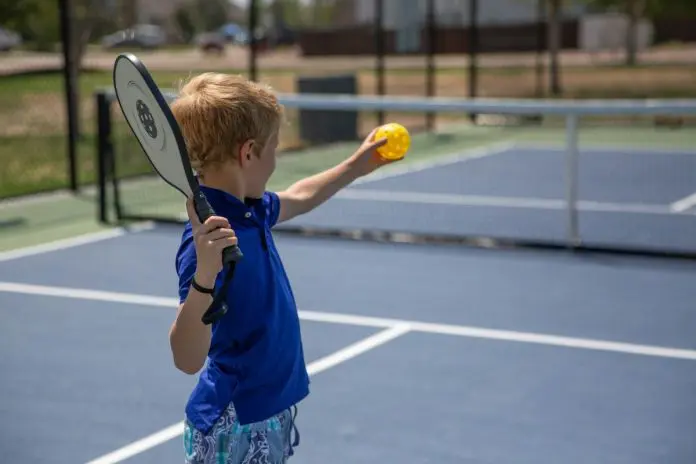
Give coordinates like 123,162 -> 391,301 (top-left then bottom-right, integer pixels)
351,0 -> 588,28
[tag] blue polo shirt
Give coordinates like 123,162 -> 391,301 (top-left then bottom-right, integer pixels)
175,185 -> 310,432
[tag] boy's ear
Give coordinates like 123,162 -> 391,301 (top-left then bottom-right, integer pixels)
238,139 -> 255,166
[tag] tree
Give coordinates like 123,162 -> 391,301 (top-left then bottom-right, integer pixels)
194,0 -> 230,32
0,0 -> 39,35
174,3 -> 198,43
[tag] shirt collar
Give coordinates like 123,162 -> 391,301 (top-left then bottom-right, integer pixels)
199,184 -> 263,222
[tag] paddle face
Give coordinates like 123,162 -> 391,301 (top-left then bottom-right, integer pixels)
111,53 -> 243,325
112,53 -> 244,269
113,53 -> 196,199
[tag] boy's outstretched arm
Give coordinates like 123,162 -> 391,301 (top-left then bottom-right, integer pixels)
276,129 -> 393,224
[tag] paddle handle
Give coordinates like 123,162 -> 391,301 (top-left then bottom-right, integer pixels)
193,191 -> 244,264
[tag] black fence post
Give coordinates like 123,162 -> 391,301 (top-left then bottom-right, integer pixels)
536,0 -> 546,98
468,0 -> 479,123
59,0 -> 80,192
249,0 -> 258,82
425,0 -> 436,131
375,0 -> 385,126
96,90 -> 112,224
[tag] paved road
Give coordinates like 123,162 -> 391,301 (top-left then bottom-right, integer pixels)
1,44 -> 695,75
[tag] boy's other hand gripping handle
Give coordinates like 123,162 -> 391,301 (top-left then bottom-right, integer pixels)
193,191 -> 244,264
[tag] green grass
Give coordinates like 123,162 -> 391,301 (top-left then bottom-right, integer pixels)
0,132 -> 98,198
0,70 -> 196,98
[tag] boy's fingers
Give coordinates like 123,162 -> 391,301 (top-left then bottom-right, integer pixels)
185,199 -> 201,227
204,228 -> 236,242
215,236 -> 239,251
204,216 -> 230,230
366,127 -> 378,141
373,136 -> 388,147
365,136 -> 388,151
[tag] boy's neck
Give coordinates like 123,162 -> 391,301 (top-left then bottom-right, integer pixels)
198,170 -> 246,202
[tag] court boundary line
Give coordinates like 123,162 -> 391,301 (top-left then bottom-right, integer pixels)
0,222 -> 154,263
335,189 -> 685,216
512,142 -> 696,156
670,192 -> 696,213
2,280 -> 694,361
352,141 -> 515,185
84,325 -> 411,464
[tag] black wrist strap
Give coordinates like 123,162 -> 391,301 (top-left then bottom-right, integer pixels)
201,262 -> 236,325
192,276 -> 215,294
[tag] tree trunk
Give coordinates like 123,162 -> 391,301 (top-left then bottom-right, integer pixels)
122,0 -> 138,28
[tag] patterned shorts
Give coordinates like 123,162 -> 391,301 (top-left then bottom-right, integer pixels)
183,403 -> 300,464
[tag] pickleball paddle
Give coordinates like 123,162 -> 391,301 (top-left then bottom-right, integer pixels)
112,53 -> 242,325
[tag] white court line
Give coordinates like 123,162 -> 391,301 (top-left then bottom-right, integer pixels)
670,192 -> 696,213
84,423 -> 184,464
0,222 -> 154,263
2,281 -> 695,361
154,142 -> 517,224
353,141 -> 515,186
514,142 -> 696,156
336,189 -> 679,215
84,325 -> 411,464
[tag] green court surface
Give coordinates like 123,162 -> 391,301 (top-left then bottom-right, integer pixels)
0,190 -> 112,252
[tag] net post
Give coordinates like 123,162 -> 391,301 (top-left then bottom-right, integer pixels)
565,113 -> 580,248
96,90 -> 112,224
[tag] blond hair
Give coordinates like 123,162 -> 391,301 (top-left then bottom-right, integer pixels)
171,72 -> 283,172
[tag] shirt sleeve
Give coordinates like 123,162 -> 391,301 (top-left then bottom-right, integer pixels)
264,191 -> 282,228
175,224 -> 197,304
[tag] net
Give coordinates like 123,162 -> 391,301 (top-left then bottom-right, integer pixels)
98,90 -> 696,258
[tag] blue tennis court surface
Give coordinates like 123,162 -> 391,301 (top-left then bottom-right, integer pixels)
279,144 -> 696,254
1,221 -> 696,464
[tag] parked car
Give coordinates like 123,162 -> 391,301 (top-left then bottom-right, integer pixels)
194,32 -> 226,54
101,24 -> 166,49
219,23 -> 249,45
0,27 -> 22,52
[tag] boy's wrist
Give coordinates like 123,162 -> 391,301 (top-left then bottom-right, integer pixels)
343,157 -> 369,178
193,272 -> 216,290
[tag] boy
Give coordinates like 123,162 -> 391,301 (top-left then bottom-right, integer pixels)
168,72 -> 394,464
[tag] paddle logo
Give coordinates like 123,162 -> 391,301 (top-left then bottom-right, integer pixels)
136,99 -> 157,139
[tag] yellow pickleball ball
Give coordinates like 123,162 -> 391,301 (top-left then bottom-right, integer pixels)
374,123 -> 410,160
